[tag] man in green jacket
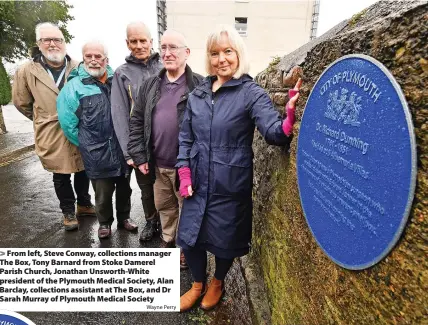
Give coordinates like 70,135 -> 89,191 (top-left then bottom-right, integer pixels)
58,41 -> 136,239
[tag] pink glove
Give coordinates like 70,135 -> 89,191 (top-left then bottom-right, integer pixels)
282,89 -> 298,136
178,167 -> 192,198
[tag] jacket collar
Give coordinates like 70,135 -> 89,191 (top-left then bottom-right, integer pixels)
29,54 -> 74,95
194,74 -> 253,97
125,52 -> 160,65
156,64 -> 197,92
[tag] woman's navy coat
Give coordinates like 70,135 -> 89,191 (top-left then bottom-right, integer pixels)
176,74 -> 291,254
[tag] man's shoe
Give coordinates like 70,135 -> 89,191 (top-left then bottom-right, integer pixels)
63,213 -> 78,231
98,225 -> 111,239
180,282 -> 206,312
159,239 -> 175,248
117,219 -> 138,232
180,250 -> 188,270
139,219 -> 158,241
76,204 -> 96,217
200,277 -> 225,310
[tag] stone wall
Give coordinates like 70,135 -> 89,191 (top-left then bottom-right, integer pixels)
250,1 -> 427,324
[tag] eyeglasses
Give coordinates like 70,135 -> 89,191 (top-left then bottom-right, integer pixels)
38,38 -> 64,45
160,44 -> 187,54
84,54 -> 107,63
210,48 -> 236,59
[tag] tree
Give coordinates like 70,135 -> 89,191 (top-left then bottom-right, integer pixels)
0,62 -> 11,106
0,61 -> 11,133
0,60 -> 12,134
0,0 -> 73,134
0,1 -> 74,63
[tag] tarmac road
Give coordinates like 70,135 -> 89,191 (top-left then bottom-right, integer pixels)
0,105 -> 252,324
0,153 -> 193,325
0,151 -> 251,325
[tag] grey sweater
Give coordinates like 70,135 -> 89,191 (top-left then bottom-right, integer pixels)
111,53 -> 163,160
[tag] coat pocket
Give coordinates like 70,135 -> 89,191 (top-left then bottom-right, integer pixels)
189,145 -> 199,190
212,149 -> 253,197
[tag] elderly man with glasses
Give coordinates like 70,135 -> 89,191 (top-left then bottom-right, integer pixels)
57,41 -> 135,239
128,29 -> 202,267
13,22 -> 95,231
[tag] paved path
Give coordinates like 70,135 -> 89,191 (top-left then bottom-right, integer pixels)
0,152 -> 251,324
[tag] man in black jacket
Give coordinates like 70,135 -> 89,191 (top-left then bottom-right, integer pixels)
128,29 -> 203,268
111,22 -> 163,242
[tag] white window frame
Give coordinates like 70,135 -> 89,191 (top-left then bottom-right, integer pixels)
235,17 -> 248,37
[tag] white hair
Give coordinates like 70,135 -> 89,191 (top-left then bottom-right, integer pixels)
205,24 -> 250,78
35,22 -> 62,41
126,21 -> 152,39
82,40 -> 109,57
84,65 -> 107,78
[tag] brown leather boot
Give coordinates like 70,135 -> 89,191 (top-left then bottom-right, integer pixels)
76,204 -> 96,217
200,277 -> 224,310
180,282 -> 206,312
63,213 -> 78,231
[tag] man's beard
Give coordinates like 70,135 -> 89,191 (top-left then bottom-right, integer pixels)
84,63 -> 106,78
43,49 -> 65,64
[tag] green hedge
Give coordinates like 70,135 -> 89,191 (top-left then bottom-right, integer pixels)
0,60 -> 11,105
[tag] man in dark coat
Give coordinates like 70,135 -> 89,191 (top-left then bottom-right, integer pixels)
111,22 -> 163,242
128,29 -> 203,268
58,41 -> 137,239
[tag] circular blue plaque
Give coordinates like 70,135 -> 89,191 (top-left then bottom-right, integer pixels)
0,310 -> 36,325
297,54 -> 416,270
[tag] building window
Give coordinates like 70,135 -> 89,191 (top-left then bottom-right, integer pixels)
157,0 -> 167,51
235,17 -> 248,37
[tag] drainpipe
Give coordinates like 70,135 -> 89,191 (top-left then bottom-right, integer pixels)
311,0 -> 320,40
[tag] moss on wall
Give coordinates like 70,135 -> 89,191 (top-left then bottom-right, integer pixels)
251,2 -> 428,324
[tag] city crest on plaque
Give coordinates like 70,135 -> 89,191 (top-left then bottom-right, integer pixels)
297,54 -> 417,270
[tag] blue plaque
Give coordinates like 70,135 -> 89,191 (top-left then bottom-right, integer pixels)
297,54 -> 417,270
0,311 -> 36,325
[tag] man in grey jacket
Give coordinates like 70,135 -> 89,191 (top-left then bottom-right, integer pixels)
111,22 -> 163,242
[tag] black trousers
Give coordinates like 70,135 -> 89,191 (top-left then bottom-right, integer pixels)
91,176 -> 132,225
182,248 -> 234,283
133,168 -> 157,221
52,171 -> 91,214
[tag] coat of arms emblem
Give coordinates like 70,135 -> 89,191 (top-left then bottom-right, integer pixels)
325,87 -> 363,127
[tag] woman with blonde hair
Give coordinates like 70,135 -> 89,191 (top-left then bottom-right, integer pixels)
176,24 -> 302,312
